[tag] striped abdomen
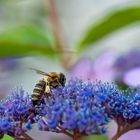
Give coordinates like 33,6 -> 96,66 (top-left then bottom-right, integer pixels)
32,80 -> 46,106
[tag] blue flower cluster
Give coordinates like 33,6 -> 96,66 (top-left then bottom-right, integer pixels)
0,78 -> 139,139
38,79 -> 109,136
123,88 -> 140,122
38,79 -> 140,137
93,82 -> 140,123
0,87 -> 33,137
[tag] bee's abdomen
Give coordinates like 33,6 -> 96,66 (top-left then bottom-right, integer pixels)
32,80 -> 46,106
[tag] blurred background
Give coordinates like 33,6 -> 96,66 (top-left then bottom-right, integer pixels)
1,0 -> 140,140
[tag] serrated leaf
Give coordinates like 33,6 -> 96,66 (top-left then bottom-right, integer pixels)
77,6 -> 140,53
0,25 -> 56,58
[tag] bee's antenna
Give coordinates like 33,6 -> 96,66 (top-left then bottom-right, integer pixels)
29,68 -> 48,76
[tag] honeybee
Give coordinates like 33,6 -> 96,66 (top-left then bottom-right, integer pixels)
31,68 -> 66,106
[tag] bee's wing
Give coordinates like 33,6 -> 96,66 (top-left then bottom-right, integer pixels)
29,68 -> 48,76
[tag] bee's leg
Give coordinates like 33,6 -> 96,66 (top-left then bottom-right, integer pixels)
44,84 -> 51,94
32,100 -> 37,106
32,99 -> 41,106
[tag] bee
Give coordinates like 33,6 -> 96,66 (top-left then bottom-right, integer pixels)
30,68 -> 66,106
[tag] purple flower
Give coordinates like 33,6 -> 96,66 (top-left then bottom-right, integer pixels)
0,58 -> 19,99
70,51 -> 117,82
0,58 -> 18,72
70,49 -> 140,88
114,49 -> 140,87
123,68 -> 140,86
118,130 -> 140,140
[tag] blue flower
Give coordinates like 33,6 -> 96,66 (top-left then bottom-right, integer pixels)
38,78 -> 109,136
25,120 -> 32,130
0,118 -> 11,132
93,82 -> 140,125
36,78 -> 140,137
0,78 -> 139,139
2,87 -> 32,117
0,87 -> 34,138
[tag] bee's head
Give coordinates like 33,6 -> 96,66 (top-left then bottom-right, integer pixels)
59,73 -> 66,86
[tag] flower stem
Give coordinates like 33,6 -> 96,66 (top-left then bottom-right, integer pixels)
73,135 -> 82,140
57,126 -> 73,138
14,138 -> 26,140
111,121 -> 140,140
22,133 -> 33,140
45,0 -> 73,70
73,131 -> 82,140
14,133 -> 33,140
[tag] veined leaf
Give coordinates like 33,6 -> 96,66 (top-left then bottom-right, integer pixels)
0,25 -> 56,58
77,6 -> 140,52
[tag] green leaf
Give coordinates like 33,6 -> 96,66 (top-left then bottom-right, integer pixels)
84,135 -> 108,140
0,25 -> 56,58
77,6 -> 140,52
2,134 -> 13,140
0,40 -> 56,58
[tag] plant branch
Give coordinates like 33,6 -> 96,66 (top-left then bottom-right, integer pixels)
73,130 -> 83,140
45,0 -> 72,70
14,138 -> 27,140
111,121 -> 140,140
21,133 -> 33,140
57,126 -> 73,138
14,133 -> 33,140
